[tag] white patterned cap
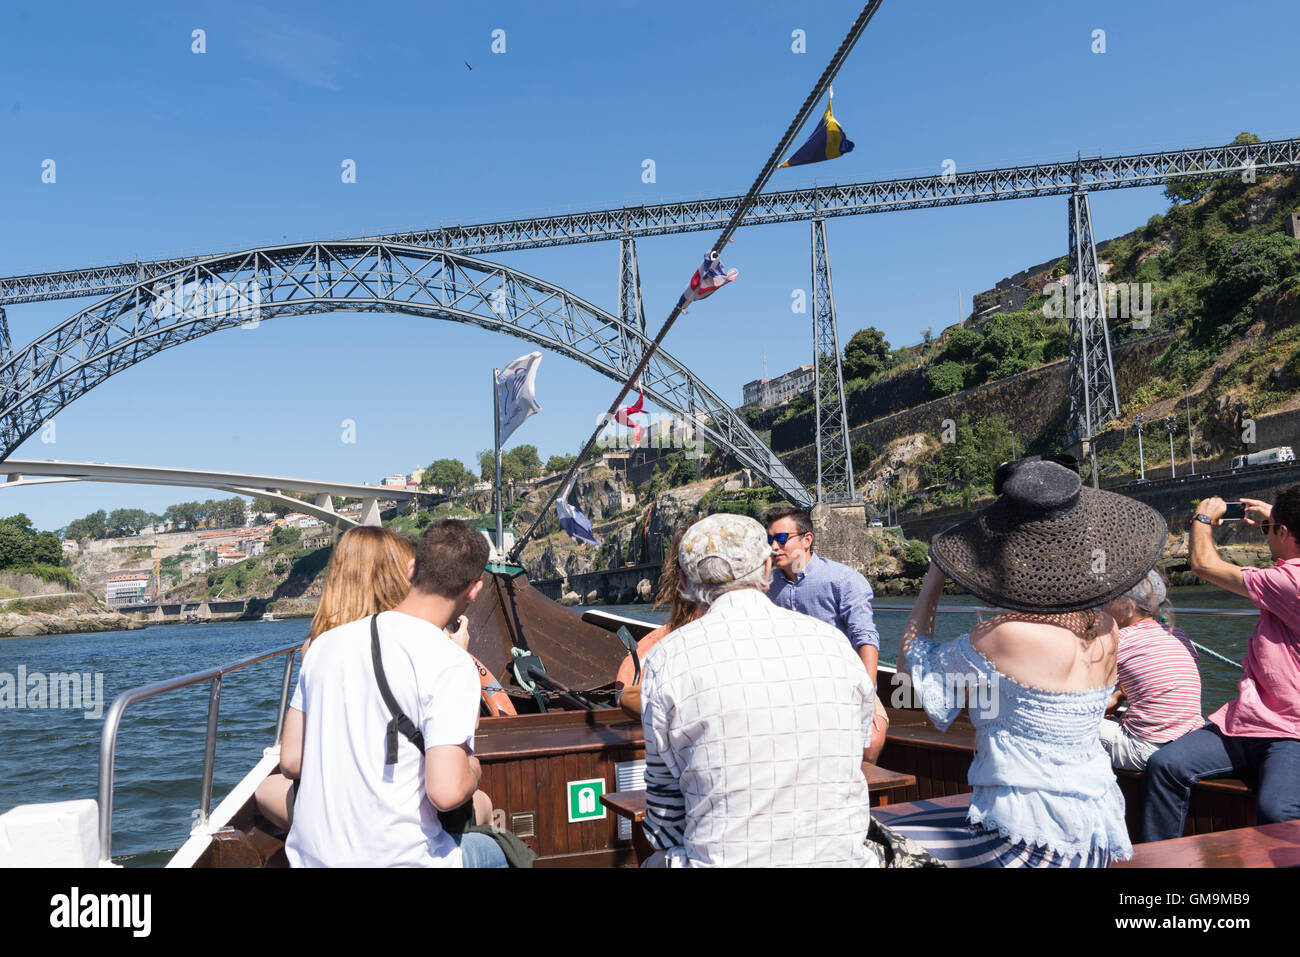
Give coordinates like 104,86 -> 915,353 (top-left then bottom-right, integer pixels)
1125,569 -> 1167,615
678,513 -> 770,584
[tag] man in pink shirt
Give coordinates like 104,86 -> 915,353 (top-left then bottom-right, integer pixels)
1141,489 -> 1300,842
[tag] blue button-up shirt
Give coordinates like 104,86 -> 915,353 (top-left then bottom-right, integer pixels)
767,553 -> 880,651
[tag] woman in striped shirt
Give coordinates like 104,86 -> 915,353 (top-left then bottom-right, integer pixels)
1098,570 -> 1204,772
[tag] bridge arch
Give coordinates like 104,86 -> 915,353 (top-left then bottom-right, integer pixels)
0,241 -> 812,506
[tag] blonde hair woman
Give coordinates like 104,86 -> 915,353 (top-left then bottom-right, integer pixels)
256,526 -> 490,830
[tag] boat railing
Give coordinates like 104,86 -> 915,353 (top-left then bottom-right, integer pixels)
872,604 -> 1249,669
97,641 -> 300,864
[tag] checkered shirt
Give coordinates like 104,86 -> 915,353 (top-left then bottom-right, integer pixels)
640,587 -> 877,867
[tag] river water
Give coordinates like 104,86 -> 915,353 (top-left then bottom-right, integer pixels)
0,586 -> 1258,865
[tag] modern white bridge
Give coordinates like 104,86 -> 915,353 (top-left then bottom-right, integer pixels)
0,459 -> 440,529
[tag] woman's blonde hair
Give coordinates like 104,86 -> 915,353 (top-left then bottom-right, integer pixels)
307,526 -> 415,643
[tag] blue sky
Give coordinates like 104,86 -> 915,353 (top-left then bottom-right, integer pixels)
1,0 -> 1297,532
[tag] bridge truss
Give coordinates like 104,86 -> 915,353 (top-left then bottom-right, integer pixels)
0,241 -> 814,507
3,137 -> 1297,306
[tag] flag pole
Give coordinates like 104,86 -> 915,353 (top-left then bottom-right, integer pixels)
493,367 -> 504,557
507,0 -> 884,564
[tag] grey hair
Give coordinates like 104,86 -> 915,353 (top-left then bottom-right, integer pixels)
679,556 -> 772,610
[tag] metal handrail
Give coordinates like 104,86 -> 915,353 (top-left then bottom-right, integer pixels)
872,604 -> 1250,670
871,604 -> 1260,616
97,642 -> 300,864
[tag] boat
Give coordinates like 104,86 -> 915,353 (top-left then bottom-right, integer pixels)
64,566 -> 1283,869
261,613 -> 275,622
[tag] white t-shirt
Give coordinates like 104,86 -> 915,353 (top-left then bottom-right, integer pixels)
284,610 -> 480,868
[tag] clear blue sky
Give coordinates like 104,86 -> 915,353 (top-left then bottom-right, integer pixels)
2,0 -> 1297,532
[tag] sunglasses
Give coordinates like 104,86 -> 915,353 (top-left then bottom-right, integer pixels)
1261,520 -> 1283,536
767,532 -> 805,546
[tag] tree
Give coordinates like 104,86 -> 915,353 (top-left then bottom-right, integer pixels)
545,454 -> 576,475
0,521 -> 33,568
108,508 -> 152,537
251,495 -> 293,519
64,509 -> 108,541
925,361 -> 967,396
425,458 -> 476,491
504,445 -> 542,481
842,327 -> 892,382
32,531 -> 62,565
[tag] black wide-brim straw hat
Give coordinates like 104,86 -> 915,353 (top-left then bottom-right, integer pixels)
929,459 -> 1168,614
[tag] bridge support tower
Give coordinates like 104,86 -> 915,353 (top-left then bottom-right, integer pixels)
811,218 -> 857,504
1065,189 -> 1121,485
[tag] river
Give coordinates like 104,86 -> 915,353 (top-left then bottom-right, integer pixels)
0,585 -> 1258,864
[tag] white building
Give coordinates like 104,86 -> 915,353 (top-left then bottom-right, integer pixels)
741,363 -> 814,410
106,574 -> 150,605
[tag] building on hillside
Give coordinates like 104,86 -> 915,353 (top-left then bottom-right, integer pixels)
244,539 -> 267,556
741,363 -> 814,410
302,534 -> 333,550
1285,211 -> 1300,239
216,551 -> 248,568
106,573 -> 150,605
382,474 -> 406,488
407,467 -> 425,485
62,539 -> 79,554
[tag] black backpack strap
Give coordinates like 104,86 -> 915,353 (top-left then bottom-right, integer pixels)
370,613 -> 426,765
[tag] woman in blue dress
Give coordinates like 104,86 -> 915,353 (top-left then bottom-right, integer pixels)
888,457 -> 1167,867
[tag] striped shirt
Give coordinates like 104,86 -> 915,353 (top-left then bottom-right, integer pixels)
1116,619 -> 1203,744
639,588 -> 876,867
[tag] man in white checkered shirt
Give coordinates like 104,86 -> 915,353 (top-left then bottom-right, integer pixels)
639,512 -> 878,867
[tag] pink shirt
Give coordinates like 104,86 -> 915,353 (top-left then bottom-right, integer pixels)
1116,620 -> 1203,743
1209,558 -> 1300,738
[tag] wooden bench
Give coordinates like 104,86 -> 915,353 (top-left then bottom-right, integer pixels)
1114,820 -> 1300,868
601,790 -> 652,864
869,792 -> 972,826
862,763 -> 917,806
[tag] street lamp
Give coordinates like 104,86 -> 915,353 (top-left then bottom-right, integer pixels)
1184,385 -> 1196,476
1135,413 -> 1146,481
1007,430 -> 1017,461
1165,416 -> 1178,479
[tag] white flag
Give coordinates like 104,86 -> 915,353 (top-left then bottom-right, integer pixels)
496,352 -> 542,445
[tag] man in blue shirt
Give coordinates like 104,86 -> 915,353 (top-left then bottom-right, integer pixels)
764,504 -> 888,761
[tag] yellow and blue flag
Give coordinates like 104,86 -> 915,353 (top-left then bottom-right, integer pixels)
780,95 -> 855,168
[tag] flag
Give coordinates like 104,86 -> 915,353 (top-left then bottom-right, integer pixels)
780,95 -> 854,168
556,476 -> 601,546
676,252 -> 738,312
496,352 -> 542,445
616,388 -> 646,446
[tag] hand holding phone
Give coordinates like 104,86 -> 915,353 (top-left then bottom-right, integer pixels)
1222,502 -> 1246,522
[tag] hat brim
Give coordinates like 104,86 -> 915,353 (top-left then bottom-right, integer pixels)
929,487 -> 1168,613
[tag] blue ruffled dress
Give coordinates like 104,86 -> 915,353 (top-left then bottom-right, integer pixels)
892,633 -> 1132,867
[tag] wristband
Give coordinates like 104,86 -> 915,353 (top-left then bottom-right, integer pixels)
1191,514 -> 1214,526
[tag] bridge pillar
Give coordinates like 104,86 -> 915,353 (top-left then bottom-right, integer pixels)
314,493 -> 335,515
618,237 -> 646,377
360,497 -> 381,527
811,219 -> 857,503
1065,189 -> 1121,463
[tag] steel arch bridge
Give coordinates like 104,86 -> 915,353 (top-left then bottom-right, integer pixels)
0,241 -> 814,507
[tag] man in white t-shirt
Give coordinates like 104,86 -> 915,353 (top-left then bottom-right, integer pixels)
281,519 -> 506,867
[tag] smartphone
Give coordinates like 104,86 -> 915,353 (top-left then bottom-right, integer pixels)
1222,502 -> 1246,522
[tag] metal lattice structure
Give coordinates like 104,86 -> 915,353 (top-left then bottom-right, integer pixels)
0,241 -> 813,507
1065,190 -> 1121,444
617,237 -> 646,377
811,219 -> 856,503
5,137 -> 1298,306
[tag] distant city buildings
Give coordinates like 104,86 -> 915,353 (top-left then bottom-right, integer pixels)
742,363 -> 814,410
